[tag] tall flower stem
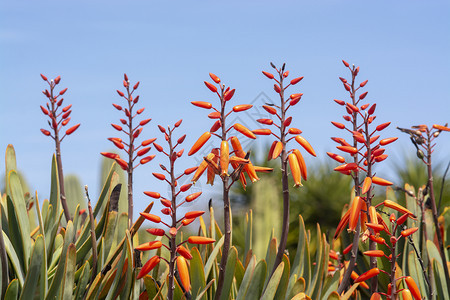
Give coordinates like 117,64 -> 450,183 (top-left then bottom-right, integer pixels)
215,85 -> 231,300
272,68 -> 289,278
40,75 -> 80,222
425,130 -> 450,289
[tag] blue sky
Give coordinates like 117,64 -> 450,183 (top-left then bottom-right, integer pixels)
1,1 -> 449,218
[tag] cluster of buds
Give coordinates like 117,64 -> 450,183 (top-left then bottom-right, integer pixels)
39,74 -> 80,142
260,63 -> 315,186
101,74 -> 155,172
330,61 -> 398,293
101,74 -> 155,226
188,73 -> 271,188
397,124 -> 450,161
136,120 -> 214,299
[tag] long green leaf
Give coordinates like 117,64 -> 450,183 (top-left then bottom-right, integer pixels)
432,258 -> 449,299
2,231 -> 24,287
19,235 -> 45,300
190,247 -> 206,300
34,193 -> 48,299
46,221 -> 75,299
260,261 -> 284,300
60,244 -> 76,300
204,235 -> 225,279
8,171 -> 31,269
245,259 -> 266,299
273,254 -> 290,300
73,261 -> 90,300
219,246 -> 237,300
4,279 -> 19,300
236,256 -> 256,300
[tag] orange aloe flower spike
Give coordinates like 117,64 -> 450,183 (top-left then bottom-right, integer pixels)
135,241 -> 163,251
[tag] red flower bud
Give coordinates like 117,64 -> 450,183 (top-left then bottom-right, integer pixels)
204,81 -> 217,93
59,88 -> 68,95
112,103 -> 122,111
137,107 -> 145,114
66,124 -> 80,135
54,76 -> 61,84
359,91 -> 368,100
146,228 -> 165,236
111,124 -> 122,131
174,119 -> 182,127
140,155 -> 155,165
133,81 -> 140,90
274,84 -> 281,93
290,77 -> 304,85
40,129 -> 51,136
40,74 -> 48,81
209,73 -> 220,83
224,89 -> 235,101
368,103 -> 376,115
117,90 -> 125,97
140,119 -> 151,126
262,71 -> 274,79
40,105 -> 49,115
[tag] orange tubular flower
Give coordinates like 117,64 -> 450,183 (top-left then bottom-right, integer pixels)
348,196 -> 363,232
288,153 -> 302,187
361,177 -> 372,194
233,123 -> 256,139
432,124 -> 450,131
293,149 -> 307,180
294,135 -> 317,156
351,271 -> 369,289
187,236 -> 215,245
135,241 -> 163,251
363,250 -> 385,257
140,213 -> 161,223
382,200 -> 416,218
188,132 -> 211,156
137,256 -> 160,279
401,227 -> 419,237
401,289 -> 413,300
177,245 -> 193,260
354,268 -> 380,283
405,276 -> 421,300
368,206 -> 378,224
191,101 -> 213,109
176,256 -> 190,292
220,141 -> 229,176
272,141 -> 283,159
371,176 -> 393,186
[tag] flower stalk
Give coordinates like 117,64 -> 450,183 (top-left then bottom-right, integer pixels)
40,74 -> 80,222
